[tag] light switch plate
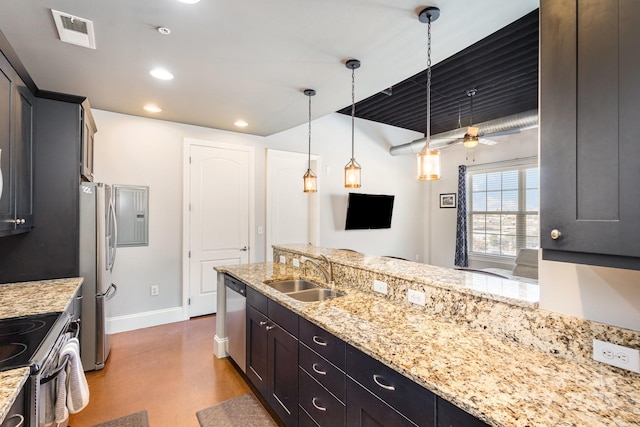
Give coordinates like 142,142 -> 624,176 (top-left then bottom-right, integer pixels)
292,258 -> 300,268
373,280 -> 388,295
593,339 -> 640,373
279,255 -> 286,264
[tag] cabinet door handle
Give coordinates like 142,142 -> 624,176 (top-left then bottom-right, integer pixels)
312,336 -> 327,346
312,363 -> 327,375
312,397 -> 327,412
373,374 -> 395,391
550,229 -> 562,240
259,321 -> 267,326
6,414 -> 24,427
265,325 -> 275,331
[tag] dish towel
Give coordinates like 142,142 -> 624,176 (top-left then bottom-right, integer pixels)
55,337 -> 90,419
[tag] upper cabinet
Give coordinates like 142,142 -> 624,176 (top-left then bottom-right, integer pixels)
0,51 -> 34,236
540,0 -> 640,270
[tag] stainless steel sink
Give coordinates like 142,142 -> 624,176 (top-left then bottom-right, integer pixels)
265,279 -> 344,302
286,288 -> 344,302
265,279 -> 320,293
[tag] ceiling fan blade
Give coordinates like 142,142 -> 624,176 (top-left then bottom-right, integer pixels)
482,129 -> 520,138
479,138 -> 499,146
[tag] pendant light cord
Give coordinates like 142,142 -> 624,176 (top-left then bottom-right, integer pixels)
426,15 -> 432,148
351,66 -> 355,160
308,93 -> 312,168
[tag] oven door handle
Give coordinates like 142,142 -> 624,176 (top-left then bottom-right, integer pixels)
40,320 -> 80,384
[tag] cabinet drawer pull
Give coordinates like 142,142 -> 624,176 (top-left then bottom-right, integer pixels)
259,321 -> 267,326
550,229 -> 562,240
265,325 -> 275,331
373,374 -> 395,391
6,414 -> 24,427
312,335 -> 327,346
312,363 -> 327,375
312,397 -> 327,411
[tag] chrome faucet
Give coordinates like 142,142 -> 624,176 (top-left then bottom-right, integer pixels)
302,254 -> 333,285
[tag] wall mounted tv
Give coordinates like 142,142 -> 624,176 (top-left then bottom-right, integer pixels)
345,192 -> 395,230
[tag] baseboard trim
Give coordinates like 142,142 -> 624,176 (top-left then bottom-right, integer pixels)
108,307 -> 186,334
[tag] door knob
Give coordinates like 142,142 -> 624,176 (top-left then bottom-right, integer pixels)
550,229 -> 562,240
240,246 -> 248,252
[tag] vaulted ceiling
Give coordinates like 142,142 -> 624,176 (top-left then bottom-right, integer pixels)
338,9 -> 539,136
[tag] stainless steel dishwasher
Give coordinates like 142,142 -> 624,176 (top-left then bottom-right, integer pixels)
224,275 -> 246,372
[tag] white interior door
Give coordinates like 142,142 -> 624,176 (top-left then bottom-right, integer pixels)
266,149 -> 319,261
187,142 -> 253,317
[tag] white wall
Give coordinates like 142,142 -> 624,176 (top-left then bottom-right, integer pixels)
421,128 -> 640,332
265,114 -> 424,260
93,110 -> 423,328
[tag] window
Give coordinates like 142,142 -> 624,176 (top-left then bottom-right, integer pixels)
468,162 -> 538,258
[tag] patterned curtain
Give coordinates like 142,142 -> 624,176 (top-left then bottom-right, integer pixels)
454,165 -> 468,267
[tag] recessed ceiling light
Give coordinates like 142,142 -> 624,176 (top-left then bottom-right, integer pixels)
178,0 -> 200,4
157,27 -> 171,35
144,104 -> 162,113
149,68 -> 174,80
234,120 -> 248,128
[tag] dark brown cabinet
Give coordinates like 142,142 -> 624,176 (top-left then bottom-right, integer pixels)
540,0 -> 640,270
0,51 -> 34,236
246,287 -> 299,426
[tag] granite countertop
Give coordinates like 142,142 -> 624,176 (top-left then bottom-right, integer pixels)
0,277 -> 83,424
217,262 -> 640,427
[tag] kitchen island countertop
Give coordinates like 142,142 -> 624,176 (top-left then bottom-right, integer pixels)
0,277 -> 83,424
217,262 -> 640,427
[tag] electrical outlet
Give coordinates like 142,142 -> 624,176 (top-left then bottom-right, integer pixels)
279,255 -> 286,264
150,285 -> 159,296
407,289 -> 425,306
593,339 -> 640,373
292,258 -> 300,268
373,280 -> 388,295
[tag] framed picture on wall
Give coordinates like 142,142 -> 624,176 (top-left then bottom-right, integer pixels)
439,193 -> 456,208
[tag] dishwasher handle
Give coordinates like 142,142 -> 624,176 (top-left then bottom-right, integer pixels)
225,276 -> 246,296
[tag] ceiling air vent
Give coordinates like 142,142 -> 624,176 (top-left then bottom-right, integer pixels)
51,9 -> 96,49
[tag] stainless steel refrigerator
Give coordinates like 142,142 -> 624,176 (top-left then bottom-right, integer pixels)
79,182 -> 118,371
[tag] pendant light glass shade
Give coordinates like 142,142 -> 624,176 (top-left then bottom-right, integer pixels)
303,168 -> 317,192
303,89 -> 317,193
344,59 -> 362,188
344,158 -> 361,188
417,6 -> 441,181
417,148 -> 441,181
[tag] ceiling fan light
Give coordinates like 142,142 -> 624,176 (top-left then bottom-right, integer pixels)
344,158 -> 362,188
417,148 -> 440,181
463,134 -> 479,148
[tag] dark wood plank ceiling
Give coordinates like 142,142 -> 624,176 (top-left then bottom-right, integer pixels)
338,9 -> 539,136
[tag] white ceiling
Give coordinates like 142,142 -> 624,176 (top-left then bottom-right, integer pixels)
0,0 -> 538,136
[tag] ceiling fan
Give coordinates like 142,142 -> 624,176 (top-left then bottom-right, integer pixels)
458,89 -> 500,148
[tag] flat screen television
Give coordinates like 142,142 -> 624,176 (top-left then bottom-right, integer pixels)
345,192 -> 395,230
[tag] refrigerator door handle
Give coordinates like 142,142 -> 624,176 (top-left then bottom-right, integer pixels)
107,196 -> 118,272
98,283 -> 118,300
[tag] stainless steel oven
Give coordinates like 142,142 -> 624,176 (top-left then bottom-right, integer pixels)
0,312 -> 75,427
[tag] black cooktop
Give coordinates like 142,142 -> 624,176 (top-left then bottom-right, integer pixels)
0,313 -> 62,373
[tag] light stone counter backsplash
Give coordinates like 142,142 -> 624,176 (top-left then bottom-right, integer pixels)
273,245 -> 639,372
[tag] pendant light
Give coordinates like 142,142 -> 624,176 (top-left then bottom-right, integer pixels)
416,6 -> 441,181
303,89 -> 317,193
463,89 -> 479,149
344,59 -> 362,188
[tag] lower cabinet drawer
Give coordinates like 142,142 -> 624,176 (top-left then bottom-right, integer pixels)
299,406 -> 320,427
299,369 -> 345,427
346,378 -> 417,427
299,342 -> 345,403
347,344 -> 435,427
